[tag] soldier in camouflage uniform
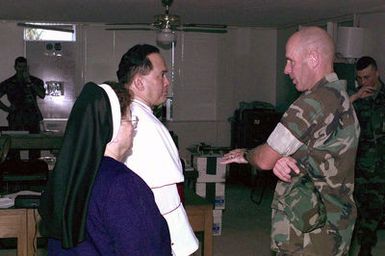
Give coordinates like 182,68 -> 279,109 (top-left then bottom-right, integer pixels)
0,56 -> 45,159
221,26 -> 360,255
350,56 -> 385,256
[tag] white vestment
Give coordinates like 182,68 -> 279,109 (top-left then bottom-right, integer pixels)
125,99 -> 199,256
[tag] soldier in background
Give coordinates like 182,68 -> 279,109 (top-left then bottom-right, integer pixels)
350,56 -> 385,256
222,26 -> 360,255
0,56 -> 45,159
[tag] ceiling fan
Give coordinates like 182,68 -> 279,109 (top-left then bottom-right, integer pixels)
105,0 -> 227,44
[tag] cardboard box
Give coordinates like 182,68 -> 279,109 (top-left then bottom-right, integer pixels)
213,209 -> 223,236
195,182 -> 225,209
193,155 -> 227,183
187,145 -> 230,165
197,172 -> 225,183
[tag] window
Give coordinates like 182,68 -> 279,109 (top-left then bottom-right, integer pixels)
22,23 -> 76,41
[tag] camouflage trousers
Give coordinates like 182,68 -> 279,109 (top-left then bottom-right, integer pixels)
354,181 -> 385,247
271,209 -> 355,256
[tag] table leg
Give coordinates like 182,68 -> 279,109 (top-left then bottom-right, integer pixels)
203,208 -> 213,256
26,209 -> 40,256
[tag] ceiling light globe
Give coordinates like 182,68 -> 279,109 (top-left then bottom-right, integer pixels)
156,28 -> 176,45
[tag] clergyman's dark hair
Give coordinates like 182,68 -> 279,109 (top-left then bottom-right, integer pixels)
356,56 -> 377,71
116,44 -> 160,84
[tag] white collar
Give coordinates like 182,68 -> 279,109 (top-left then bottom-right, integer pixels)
98,83 -> 121,143
133,98 -> 152,112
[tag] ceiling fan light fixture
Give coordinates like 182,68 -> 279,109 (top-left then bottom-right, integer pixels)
156,27 -> 176,45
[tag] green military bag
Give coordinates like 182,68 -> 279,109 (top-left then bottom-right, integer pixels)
280,173 -> 327,233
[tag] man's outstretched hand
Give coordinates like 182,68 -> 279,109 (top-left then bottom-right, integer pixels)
220,148 -> 248,164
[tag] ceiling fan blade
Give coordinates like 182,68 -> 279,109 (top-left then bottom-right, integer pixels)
177,28 -> 227,34
17,22 -> 74,33
105,0 -> 228,34
105,27 -> 154,31
105,22 -> 151,26
182,24 -> 227,29
104,22 -> 153,31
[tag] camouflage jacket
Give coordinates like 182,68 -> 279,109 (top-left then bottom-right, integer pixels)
352,80 -> 385,182
271,73 -> 360,234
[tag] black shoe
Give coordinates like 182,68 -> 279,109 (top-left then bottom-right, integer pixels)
358,245 -> 372,256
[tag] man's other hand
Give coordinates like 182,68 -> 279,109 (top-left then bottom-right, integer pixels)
273,156 -> 300,182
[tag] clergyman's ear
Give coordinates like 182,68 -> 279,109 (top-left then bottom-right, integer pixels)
133,76 -> 144,91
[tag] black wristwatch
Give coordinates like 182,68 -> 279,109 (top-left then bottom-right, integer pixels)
243,149 -> 251,163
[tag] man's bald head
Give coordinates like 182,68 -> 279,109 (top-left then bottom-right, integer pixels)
284,26 -> 335,91
297,26 -> 335,65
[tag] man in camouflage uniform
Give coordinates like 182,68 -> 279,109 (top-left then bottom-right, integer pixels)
0,56 -> 45,159
350,56 -> 385,256
221,26 -> 360,255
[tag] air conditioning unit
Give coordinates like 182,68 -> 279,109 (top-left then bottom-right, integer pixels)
336,26 -> 365,59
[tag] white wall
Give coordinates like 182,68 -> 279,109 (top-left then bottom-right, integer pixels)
0,22 -> 25,127
168,27 -> 278,159
4,15 -> 385,160
82,26 -> 278,160
0,22 -> 277,160
359,12 -> 385,75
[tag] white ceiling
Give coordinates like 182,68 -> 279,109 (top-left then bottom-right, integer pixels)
1,0 -> 385,28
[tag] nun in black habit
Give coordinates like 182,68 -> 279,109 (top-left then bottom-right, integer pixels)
38,82 -> 171,255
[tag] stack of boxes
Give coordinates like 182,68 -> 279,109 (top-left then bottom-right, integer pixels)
190,149 -> 228,236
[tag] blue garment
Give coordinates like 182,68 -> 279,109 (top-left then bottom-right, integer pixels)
48,156 -> 171,256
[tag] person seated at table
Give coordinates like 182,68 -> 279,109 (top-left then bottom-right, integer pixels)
38,81 -> 171,255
